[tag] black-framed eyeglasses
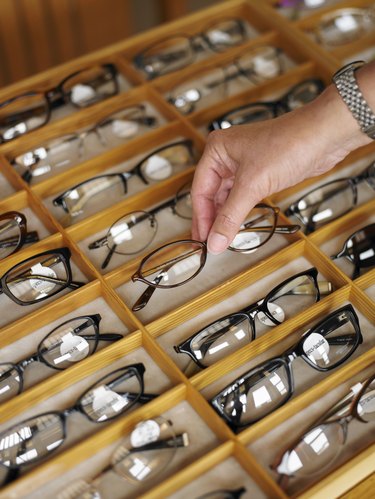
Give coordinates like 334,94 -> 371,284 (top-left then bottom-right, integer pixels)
285,162 -> 375,234
131,203 -> 300,311
133,18 -> 248,79
58,416 -> 189,498
197,487 -> 247,499
312,6 -> 375,47
88,182 -> 192,269
12,104 -> 158,184
0,363 -> 157,483
330,223 -> 375,279
168,45 -> 284,115
271,372 -> 375,490
210,305 -> 362,430
0,211 -> 39,260
0,64 -> 119,143
0,247 -> 84,306
209,78 -> 325,130
174,268 -> 333,369
52,140 -> 195,218
0,314 -> 123,403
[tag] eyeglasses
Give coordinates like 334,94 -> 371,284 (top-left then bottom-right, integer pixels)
58,417 -> 189,498
0,64 -> 119,143
0,363 -> 157,482
271,372 -> 375,489
0,314 -> 123,403
131,204 -> 300,311
209,78 -> 325,130
0,247 -> 84,306
12,105 -> 158,184
285,162 -> 375,234
276,1 -> 330,21
330,223 -> 375,279
174,268 -> 333,369
52,140 -> 195,219
197,487 -> 247,499
313,7 -> 375,47
133,18 -> 248,79
210,305 -> 362,430
168,45 -> 284,115
0,211 -> 39,260
88,183 -> 192,269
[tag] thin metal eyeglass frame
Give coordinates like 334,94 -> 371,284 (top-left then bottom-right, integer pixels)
88,183 -> 192,269
0,211 -> 39,258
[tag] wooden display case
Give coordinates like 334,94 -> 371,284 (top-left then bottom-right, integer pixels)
0,1 -> 374,498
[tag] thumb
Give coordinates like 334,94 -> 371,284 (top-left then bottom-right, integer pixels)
207,180 -> 257,254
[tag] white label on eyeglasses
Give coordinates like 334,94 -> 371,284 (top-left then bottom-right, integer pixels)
303,332 -> 330,363
29,263 -> 57,295
111,119 -> 139,138
253,56 -> 279,78
110,222 -> 133,244
359,248 -> 375,260
54,332 -> 90,364
230,232 -> 260,254
130,419 -> 161,448
143,154 -> 173,180
92,385 -> 128,420
357,389 -> 375,417
257,302 -> 285,326
70,84 -> 96,105
208,29 -> 232,45
304,0 -> 325,7
334,14 -> 358,33
3,122 -> 27,141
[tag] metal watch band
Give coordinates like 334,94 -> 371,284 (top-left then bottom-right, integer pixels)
333,61 -> 375,140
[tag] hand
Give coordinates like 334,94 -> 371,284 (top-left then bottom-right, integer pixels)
191,84 -> 371,254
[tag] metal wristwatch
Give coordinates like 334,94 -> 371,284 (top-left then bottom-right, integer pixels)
332,60 -> 375,140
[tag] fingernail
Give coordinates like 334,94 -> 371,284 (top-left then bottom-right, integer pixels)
207,232 -> 228,254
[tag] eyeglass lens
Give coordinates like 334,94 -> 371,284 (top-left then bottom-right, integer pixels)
278,376 -> 375,478
4,252 -> 70,304
0,216 -> 23,260
0,93 -> 49,141
316,8 -> 375,47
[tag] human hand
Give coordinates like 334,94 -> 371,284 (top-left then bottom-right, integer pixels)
191,84 -> 371,254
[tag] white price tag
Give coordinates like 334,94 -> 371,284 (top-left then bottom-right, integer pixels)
143,154 -> 173,180
231,232 -> 260,254
257,302 -> 285,326
92,385 -> 128,419
111,119 -> 139,138
334,14 -> 358,33
130,419 -> 161,448
253,56 -> 279,78
29,263 -> 57,294
208,29 -> 232,45
55,332 -> 90,364
71,84 -> 96,105
357,389 -> 375,417
303,332 -> 330,362
110,222 -> 133,244
304,0 -> 325,7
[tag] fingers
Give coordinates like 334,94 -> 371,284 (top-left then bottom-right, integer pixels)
207,179 -> 257,254
191,152 -> 223,241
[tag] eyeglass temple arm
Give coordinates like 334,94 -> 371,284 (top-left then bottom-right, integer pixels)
132,248 -> 201,311
3,273 -> 84,293
0,230 -> 40,249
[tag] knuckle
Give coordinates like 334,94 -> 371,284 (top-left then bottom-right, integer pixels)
217,213 -> 238,230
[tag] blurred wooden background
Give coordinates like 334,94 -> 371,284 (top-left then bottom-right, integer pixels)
0,0 -> 225,88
